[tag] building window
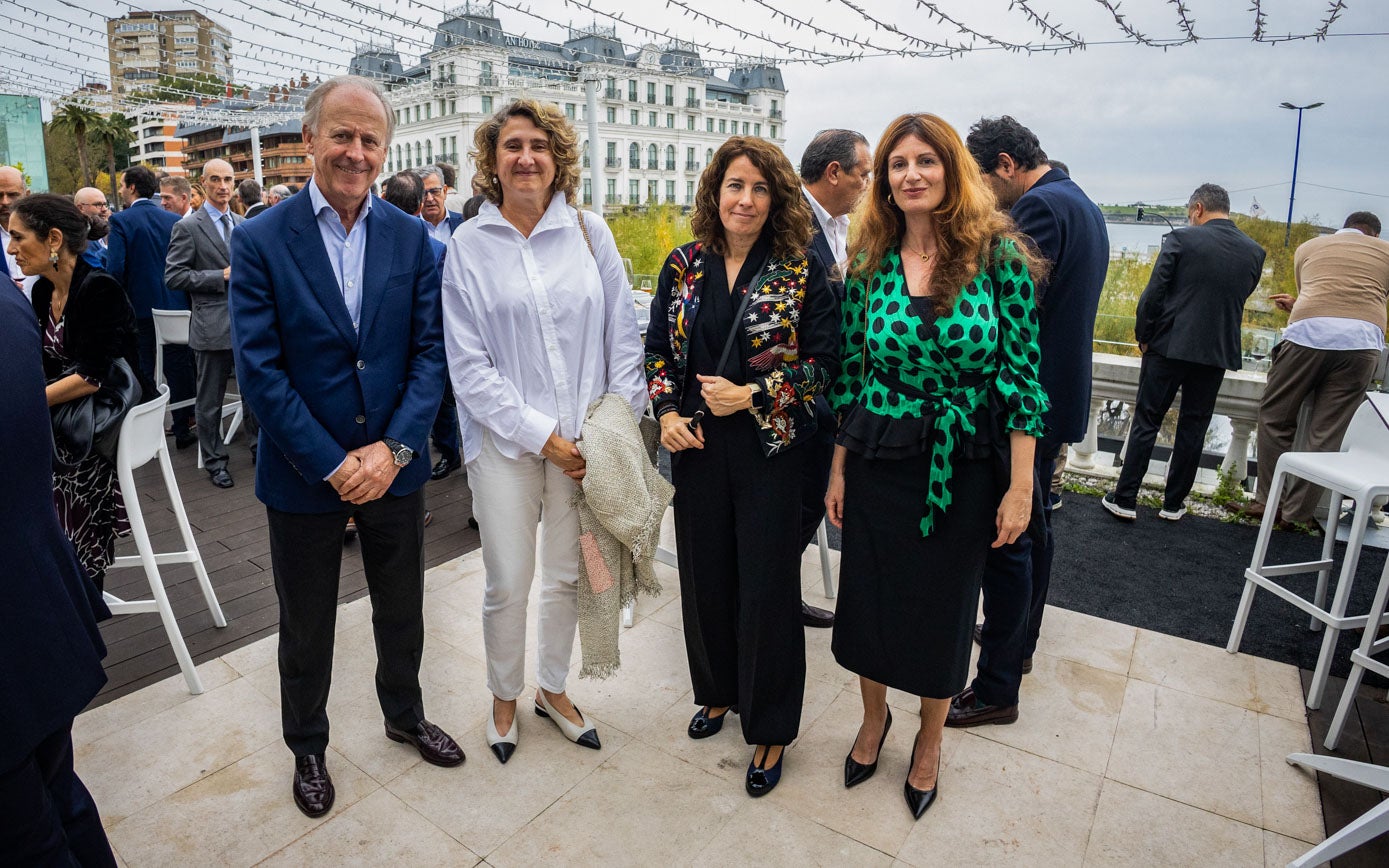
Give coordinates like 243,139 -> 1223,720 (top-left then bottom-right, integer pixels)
646,82 -> 656,104
481,96 -> 493,113
666,180 -> 675,202
647,180 -> 658,202
706,148 -> 713,165
606,178 -> 616,203
628,80 -> 637,101
665,145 -> 675,170
582,179 -> 591,205
565,103 -> 576,120
450,136 -> 457,158
754,123 -> 761,136
629,142 -> 640,169
666,113 -> 674,128
425,141 -> 432,161
449,99 -> 457,114
414,142 -> 422,164
648,111 -> 657,127
687,86 -> 697,106
606,107 -> 616,123
686,180 -> 695,203
647,144 -> 658,169
771,125 -> 778,138
630,109 -> 639,125
664,84 -> 674,106
706,118 -> 714,132
629,179 -> 639,204
686,116 -> 695,131
718,119 -> 726,133
606,141 -> 617,162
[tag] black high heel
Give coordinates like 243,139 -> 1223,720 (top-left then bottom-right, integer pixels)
904,737 -> 941,820
843,708 -> 892,788
745,744 -> 785,797
687,705 -> 736,740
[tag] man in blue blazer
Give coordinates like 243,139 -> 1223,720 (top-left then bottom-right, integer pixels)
950,117 -> 1110,729
418,165 -> 466,479
230,75 -> 463,819
0,287 -> 116,866
107,164 -> 196,447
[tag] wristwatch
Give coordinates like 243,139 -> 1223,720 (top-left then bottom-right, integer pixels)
382,437 -> 414,468
747,381 -> 764,411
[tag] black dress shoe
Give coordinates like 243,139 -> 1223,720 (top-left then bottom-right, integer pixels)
174,431 -> 197,450
801,600 -> 834,628
385,719 -> 465,767
292,754 -> 335,818
903,740 -> 940,820
208,468 -> 234,489
945,687 -> 1019,728
430,456 -> 462,481
844,708 -> 891,788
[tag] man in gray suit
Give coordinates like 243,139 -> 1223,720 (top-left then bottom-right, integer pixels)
165,158 -> 255,488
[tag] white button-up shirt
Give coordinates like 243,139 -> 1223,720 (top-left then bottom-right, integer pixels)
441,192 -> 647,463
803,185 -> 849,268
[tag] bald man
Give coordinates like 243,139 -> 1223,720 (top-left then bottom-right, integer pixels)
0,166 -> 37,298
73,188 -> 112,268
166,158 -> 255,488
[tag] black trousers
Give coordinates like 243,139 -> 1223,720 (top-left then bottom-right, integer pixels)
135,317 -> 194,435
1114,353 -> 1227,510
973,435 -> 1061,707
268,488 -> 428,757
797,397 -> 837,553
0,726 -> 116,867
430,388 -> 460,467
672,415 -> 807,746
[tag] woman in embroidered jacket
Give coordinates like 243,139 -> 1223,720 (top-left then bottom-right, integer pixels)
824,114 -> 1049,819
441,100 -> 647,764
645,136 -> 840,798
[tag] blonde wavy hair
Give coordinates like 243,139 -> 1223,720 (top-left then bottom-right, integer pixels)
849,113 -> 1047,315
691,136 -> 813,262
471,99 -> 581,206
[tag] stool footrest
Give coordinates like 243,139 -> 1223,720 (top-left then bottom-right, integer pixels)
1244,569 -> 1371,630
1256,560 -> 1334,578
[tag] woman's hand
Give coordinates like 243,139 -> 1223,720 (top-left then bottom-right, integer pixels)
542,432 -> 587,479
824,445 -> 848,528
992,485 -> 1032,548
659,410 -> 705,452
696,374 -> 753,417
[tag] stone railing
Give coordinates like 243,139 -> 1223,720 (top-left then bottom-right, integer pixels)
1070,353 -> 1266,485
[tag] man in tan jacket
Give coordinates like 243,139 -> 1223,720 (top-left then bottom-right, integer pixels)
1244,211 -> 1389,524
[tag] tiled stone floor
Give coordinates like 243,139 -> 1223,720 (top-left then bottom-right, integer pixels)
77,516 -> 1325,867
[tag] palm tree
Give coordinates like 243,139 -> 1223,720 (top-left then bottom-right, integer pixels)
95,112 -> 136,204
50,102 -> 101,189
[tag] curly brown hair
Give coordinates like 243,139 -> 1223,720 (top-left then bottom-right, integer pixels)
848,113 -> 1048,315
471,99 -> 580,207
691,136 -> 812,262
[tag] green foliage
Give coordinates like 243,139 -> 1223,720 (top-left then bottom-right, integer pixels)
608,204 -> 693,277
1212,465 -> 1247,507
130,73 -> 228,103
94,113 -> 136,203
1098,203 -> 1185,217
49,102 -> 101,189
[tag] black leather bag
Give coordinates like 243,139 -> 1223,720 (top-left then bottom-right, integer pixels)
51,358 -> 141,466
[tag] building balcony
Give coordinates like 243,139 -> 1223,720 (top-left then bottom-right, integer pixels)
665,160 -> 676,170
605,194 -> 622,205
605,157 -> 621,169
686,98 -> 701,108
686,161 -> 699,171
769,109 -> 784,119
478,74 -> 498,87
604,88 -> 621,99
629,158 -> 640,169
628,194 -> 640,204
582,156 -> 590,168
647,159 -> 659,170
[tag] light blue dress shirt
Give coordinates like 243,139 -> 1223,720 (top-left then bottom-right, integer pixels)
307,177 -> 372,332
202,200 -> 234,244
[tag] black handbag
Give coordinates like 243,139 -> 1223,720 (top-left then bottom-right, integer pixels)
51,357 -> 142,466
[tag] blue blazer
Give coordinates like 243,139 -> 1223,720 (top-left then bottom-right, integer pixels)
1010,169 -> 1110,444
446,211 -> 464,235
106,199 -> 187,319
0,288 -> 109,770
229,191 -> 447,514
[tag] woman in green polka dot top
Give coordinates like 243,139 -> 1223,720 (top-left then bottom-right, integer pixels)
822,113 -> 1050,820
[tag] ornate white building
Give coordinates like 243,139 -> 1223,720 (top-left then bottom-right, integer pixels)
353,3 -> 788,210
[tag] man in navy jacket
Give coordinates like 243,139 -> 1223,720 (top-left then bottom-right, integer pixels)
107,164 -> 196,446
0,287 -> 116,866
230,75 -> 462,818
949,117 -> 1110,728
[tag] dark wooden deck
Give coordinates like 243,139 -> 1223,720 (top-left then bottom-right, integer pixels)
1302,671 -> 1389,867
94,431 -> 479,706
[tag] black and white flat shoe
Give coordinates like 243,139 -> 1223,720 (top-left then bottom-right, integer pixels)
487,700 -> 518,764
535,691 -> 601,750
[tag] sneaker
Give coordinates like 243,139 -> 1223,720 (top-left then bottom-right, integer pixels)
1158,506 -> 1187,521
1048,492 -> 1062,511
1101,493 -> 1136,521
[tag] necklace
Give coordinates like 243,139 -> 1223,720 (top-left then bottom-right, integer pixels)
903,244 -> 936,265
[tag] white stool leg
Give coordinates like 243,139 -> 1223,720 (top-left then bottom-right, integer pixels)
817,519 -> 835,600
1285,753 -> 1389,867
1311,492 -> 1345,630
159,446 -> 226,627
118,462 -> 204,695
1229,471 -> 1286,654
1324,555 -> 1389,749
1308,503 -> 1373,709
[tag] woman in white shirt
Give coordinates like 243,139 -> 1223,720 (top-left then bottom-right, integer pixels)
441,99 -> 647,764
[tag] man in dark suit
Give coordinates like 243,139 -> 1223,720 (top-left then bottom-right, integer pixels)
167,158 -> 254,489
949,117 -> 1111,728
798,128 -> 871,628
229,75 -> 462,819
418,165 -> 467,480
107,164 -> 196,448
240,178 -> 268,219
1104,184 -> 1266,521
0,165 -> 37,298
0,288 -> 116,866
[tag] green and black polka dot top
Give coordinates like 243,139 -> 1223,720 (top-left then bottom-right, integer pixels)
828,239 -> 1049,536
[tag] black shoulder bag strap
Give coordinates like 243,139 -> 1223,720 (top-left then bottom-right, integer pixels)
689,254 -> 769,430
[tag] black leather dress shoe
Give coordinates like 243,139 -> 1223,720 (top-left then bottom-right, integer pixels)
208,468 -> 234,489
430,456 -> 462,481
801,601 -> 834,628
292,754 -> 335,818
385,719 -> 465,767
971,624 -> 1032,673
945,687 -> 1018,728
174,431 -> 197,450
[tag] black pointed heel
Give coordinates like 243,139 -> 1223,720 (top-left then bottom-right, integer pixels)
904,738 -> 940,820
843,708 -> 892,788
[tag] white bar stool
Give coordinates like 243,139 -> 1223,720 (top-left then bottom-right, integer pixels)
151,308 -> 244,470
1283,752 -> 1389,866
1324,552 -> 1389,749
104,385 -> 228,694
1227,393 -> 1389,709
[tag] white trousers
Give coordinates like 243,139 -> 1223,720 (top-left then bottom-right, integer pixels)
466,432 -> 580,700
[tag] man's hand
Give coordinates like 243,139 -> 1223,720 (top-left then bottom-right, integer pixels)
337,442 -> 400,504
328,454 -> 362,495
541,432 -> 587,480
222,266 -> 231,282
1269,293 -> 1296,313
696,374 -> 754,417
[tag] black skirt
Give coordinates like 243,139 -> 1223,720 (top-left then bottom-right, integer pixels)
831,450 -> 999,698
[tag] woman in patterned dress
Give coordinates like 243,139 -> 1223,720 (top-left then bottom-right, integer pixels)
10,194 -> 145,595
645,137 -> 840,798
824,114 -> 1049,819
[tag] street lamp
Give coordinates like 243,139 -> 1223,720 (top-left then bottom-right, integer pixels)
1280,101 -> 1324,247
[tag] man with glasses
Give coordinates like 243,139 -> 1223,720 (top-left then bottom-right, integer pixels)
418,166 -> 463,246
417,166 -> 465,480
73,187 -> 111,267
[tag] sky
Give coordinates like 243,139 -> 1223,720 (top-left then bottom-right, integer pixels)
8,0 -> 1388,223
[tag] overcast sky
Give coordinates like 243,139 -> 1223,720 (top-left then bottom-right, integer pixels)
13,0 -> 1388,223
